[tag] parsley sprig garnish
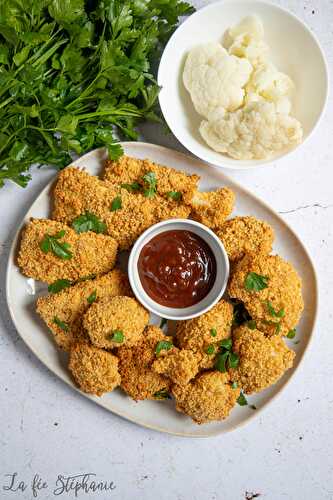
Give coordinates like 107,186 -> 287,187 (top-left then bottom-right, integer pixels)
154,389 -> 171,400
109,330 -> 124,343
53,316 -> 69,332
142,172 -> 157,198
72,212 -> 106,234
215,338 -> 239,372
245,272 -> 269,291
155,340 -> 173,356
40,230 -> 72,260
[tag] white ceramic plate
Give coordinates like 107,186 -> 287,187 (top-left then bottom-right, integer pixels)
6,143 -> 317,437
158,0 -> 329,170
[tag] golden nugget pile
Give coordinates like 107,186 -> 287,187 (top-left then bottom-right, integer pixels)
17,155 -> 303,425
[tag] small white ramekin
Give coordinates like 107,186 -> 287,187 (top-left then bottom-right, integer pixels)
128,219 -> 229,321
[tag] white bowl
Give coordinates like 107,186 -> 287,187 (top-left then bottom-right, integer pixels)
158,0 -> 329,170
128,219 -> 229,321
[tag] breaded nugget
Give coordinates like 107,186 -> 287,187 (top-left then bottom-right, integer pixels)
152,348 -> 201,386
172,371 -> 240,424
228,254 -> 304,336
52,167 -> 190,250
83,296 -> 149,349
69,342 -> 121,396
217,216 -> 274,262
117,325 -> 171,401
176,299 -> 233,353
186,188 -> 235,229
231,325 -> 295,394
18,218 -> 118,284
36,269 -> 131,351
103,155 -> 199,200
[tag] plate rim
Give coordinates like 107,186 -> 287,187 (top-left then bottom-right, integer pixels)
5,142 -> 319,437
157,0 -> 329,171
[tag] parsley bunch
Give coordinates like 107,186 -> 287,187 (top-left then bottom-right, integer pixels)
0,0 -> 194,189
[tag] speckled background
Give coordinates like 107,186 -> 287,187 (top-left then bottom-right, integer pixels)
1,1 -> 332,499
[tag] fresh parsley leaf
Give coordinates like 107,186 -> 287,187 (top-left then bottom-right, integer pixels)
72,212 -> 106,234
215,352 -> 229,373
153,389 -> 171,400
87,290 -> 97,304
155,340 -> 173,356
228,352 -> 239,369
167,191 -> 182,201
205,344 -> 215,355
210,328 -> 217,337
266,300 -> 285,318
110,196 -> 122,211
142,171 -> 157,198
160,318 -> 168,328
219,338 -> 232,351
48,279 -> 72,293
0,0 -> 193,189
53,316 -> 69,332
40,231 -> 72,260
287,328 -> 296,339
230,381 -> 238,389
110,330 -> 124,343
237,392 -> 248,406
247,320 -> 257,330
244,272 -> 269,291
120,182 -> 141,192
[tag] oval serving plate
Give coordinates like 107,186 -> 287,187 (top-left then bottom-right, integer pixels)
6,142 -> 318,437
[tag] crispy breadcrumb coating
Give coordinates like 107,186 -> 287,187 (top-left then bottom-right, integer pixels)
18,218 -> 118,284
228,254 -> 304,336
152,348 -> 201,386
117,325 -> 171,401
69,343 -> 121,396
52,167 -> 190,250
231,325 -> 295,394
103,155 -> 199,200
186,188 -> 235,229
83,296 -> 149,349
176,299 -> 233,353
172,371 -> 240,424
36,270 -> 131,351
217,216 -> 274,262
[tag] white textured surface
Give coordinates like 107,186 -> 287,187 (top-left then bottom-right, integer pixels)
0,1 -> 332,499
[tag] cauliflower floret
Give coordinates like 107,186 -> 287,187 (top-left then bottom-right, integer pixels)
183,42 -> 252,118
199,101 -> 303,160
224,15 -> 269,66
245,62 -> 294,114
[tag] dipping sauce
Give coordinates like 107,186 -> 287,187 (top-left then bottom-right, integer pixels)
138,230 -> 216,308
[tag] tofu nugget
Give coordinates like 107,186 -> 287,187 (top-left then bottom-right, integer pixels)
172,371 -> 240,424
18,219 -> 118,284
217,216 -> 274,262
117,325 -> 171,401
186,188 -> 235,229
176,300 -> 233,354
228,254 -> 304,336
103,155 -> 199,201
231,325 -> 295,394
152,348 -> 201,386
36,269 -> 131,351
69,343 -> 121,396
52,167 -> 190,250
83,296 -> 149,349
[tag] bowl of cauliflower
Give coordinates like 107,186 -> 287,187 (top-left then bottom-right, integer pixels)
158,0 -> 328,169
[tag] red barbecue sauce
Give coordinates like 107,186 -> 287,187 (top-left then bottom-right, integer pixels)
138,230 -> 216,308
